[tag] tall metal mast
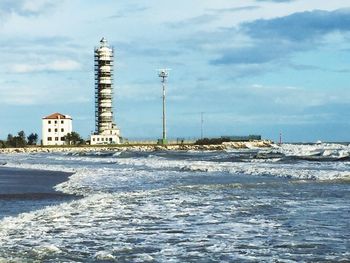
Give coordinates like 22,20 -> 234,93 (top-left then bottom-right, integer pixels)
279,132 -> 282,145
158,69 -> 170,144
201,112 -> 204,139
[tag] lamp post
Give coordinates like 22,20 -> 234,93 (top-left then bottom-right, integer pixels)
201,112 -> 204,140
158,69 -> 170,144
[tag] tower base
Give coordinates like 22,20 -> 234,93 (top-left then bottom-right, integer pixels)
157,138 -> 168,145
90,128 -> 121,145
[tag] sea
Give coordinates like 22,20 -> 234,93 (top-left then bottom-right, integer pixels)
0,143 -> 349,262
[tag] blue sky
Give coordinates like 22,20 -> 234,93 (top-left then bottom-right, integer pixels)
1,0 -> 350,142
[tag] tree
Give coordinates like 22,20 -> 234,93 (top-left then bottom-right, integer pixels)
27,133 -> 38,145
64,132 -> 84,145
15,130 -> 27,147
6,134 -> 14,147
5,131 -> 28,148
18,131 -> 26,141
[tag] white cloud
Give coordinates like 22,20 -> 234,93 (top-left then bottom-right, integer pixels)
0,84 -> 89,106
10,59 -> 81,73
246,83 -> 350,110
0,86 -> 45,105
0,0 -> 57,17
21,0 -> 55,14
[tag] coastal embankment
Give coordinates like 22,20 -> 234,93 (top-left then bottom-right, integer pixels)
0,140 -> 272,154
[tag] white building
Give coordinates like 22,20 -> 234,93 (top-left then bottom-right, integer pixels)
90,37 -> 121,145
42,113 -> 72,146
90,131 -> 120,145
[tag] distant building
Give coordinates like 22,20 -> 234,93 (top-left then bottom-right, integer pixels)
42,113 -> 72,146
90,37 -> 121,145
221,135 -> 262,142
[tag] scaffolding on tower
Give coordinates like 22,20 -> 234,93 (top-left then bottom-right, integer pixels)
90,37 -> 121,145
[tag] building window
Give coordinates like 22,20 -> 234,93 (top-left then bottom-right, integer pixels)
55,120 -> 57,124
97,138 -> 100,141
54,128 -> 58,132
61,120 -> 64,124
61,137 -> 65,141
55,137 -> 59,141
48,137 -> 52,141
92,138 -> 95,141
48,128 -> 51,132
61,128 -> 64,132
48,120 -> 51,124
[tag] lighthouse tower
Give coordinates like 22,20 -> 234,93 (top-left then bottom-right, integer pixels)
90,37 -> 121,145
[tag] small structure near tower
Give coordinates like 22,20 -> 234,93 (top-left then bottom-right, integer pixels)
90,37 -> 121,145
42,113 -> 72,146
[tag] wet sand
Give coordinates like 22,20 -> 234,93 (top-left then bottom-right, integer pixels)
0,167 -> 75,219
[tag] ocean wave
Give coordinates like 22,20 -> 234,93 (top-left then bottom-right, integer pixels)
0,185 -> 348,262
0,144 -> 349,197
3,162 -> 76,173
113,156 -> 350,181
0,145 -> 349,262
0,190 -> 288,261
276,143 -> 350,158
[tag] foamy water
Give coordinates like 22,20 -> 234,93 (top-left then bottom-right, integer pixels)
0,144 -> 349,262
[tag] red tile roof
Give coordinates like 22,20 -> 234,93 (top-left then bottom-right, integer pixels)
42,113 -> 72,120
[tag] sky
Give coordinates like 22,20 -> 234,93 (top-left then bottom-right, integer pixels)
1,0 -> 350,142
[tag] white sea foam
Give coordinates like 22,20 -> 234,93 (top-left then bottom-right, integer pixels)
94,251 -> 116,260
0,189 -> 290,261
33,244 -> 62,256
0,144 -> 349,199
2,185 -> 346,261
276,143 -> 350,158
112,156 -> 350,181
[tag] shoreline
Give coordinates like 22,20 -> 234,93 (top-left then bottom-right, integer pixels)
0,140 -> 273,154
0,167 -> 76,219
0,167 -> 73,196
